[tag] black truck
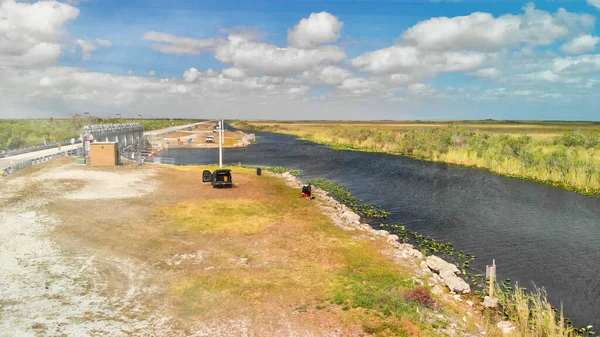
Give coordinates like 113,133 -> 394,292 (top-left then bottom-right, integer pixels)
202,169 -> 233,188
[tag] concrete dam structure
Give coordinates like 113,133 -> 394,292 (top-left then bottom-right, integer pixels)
83,123 -> 145,152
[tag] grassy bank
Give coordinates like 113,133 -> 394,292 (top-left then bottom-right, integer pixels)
232,120 -> 600,196
0,118 -> 202,150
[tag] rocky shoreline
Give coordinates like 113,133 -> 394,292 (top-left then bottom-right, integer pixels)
276,172 -> 517,335
277,172 -> 470,294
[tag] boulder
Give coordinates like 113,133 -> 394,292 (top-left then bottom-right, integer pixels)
387,234 -> 399,242
426,255 -> 460,275
497,321 -> 516,334
376,229 -> 389,237
395,244 -> 424,259
483,296 -> 498,308
440,269 -> 471,294
341,211 -> 360,224
359,223 -> 372,231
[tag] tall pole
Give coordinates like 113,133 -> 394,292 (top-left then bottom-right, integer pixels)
218,120 -> 223,168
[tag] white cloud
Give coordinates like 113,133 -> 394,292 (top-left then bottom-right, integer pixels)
143,31 -> 219,55
182,67 -> 218,82
473,67 -> 501,80
588,0 -> 600,10
215,35 -> 346,76
75,39 -> 112,60
553,54 -> 600,76
402,3 -> 595,51
222,67 -> 246,79
148,70 -> 156,76
405,83 -> 437,97
338,77 -> 382,96
0,0 -> 79,67
300,65 -> 353,86
560,35 -> 599,54
351,46 -> 486,76
287,12 -> 343,49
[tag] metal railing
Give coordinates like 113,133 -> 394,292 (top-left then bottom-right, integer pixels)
0,149 -> 78,177
0,140 -> 81,158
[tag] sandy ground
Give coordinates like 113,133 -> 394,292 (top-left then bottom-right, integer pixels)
0,162 -> 176,336
0,162 -> 353,336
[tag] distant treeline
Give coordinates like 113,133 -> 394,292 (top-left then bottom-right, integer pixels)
0,118 -> 202,150
233,121 -> 600,195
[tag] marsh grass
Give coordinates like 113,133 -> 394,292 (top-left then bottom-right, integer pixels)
233,121 -> 600,196
497,283 -> 595,337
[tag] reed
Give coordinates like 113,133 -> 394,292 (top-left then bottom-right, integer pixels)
233,121 -> 600,196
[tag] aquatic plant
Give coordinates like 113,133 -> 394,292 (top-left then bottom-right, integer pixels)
307,178 -> 391,219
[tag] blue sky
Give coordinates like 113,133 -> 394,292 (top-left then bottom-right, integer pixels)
2,0 -> 600,120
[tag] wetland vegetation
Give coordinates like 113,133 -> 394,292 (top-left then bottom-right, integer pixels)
233,120 -> 600,196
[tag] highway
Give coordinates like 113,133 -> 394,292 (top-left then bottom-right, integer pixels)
0,121 -> 212,169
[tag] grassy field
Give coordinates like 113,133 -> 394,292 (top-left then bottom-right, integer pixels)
25,162 -> 495,336
0,118 -> 203,150
232,120 -> 600,196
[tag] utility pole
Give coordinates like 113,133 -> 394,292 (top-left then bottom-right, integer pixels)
218,119 -> 223,168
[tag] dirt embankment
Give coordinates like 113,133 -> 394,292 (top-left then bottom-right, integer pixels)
0,160 -> 501,337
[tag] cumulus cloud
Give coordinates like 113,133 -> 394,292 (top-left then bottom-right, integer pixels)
287,12 -> 343,49
402,3 -> 595,51
473,67 -> 501,80
215,35 -> 346,76
589,0 -> 600,10
351,46 -> 486,77
553,54 -> 600,76
0,0 -> 79,67
300,65 -> 353,86
148,70 -> 156,76
222,67 -> 246,79
75,39 -> 112,60
143,31 -> 219,55
182,67 -> 218,82
560,35 -> 599,54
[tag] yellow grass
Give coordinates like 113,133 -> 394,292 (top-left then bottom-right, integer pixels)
162,199 -> 281,234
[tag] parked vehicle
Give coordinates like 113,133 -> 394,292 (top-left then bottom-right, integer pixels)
205,136 -> 215,143
211,169 -> 232,188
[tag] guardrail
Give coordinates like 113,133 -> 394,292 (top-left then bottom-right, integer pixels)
0,149 -> 78,177
0,140 -> 81,158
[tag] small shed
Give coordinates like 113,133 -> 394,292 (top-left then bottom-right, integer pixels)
90,142 -> 119,166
